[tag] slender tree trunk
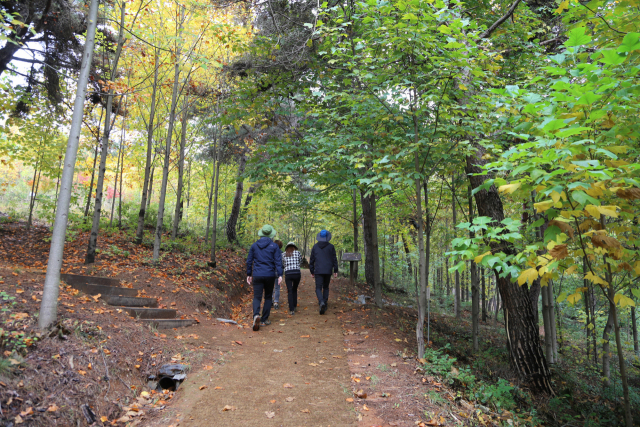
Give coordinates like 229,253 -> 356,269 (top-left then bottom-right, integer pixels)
109,135 -> 123,227
117,139 -> 124,228
54,150 -> 63,202
226,150 -> 248,243
424,181 -> 431,345
209,159 -> 221,266
481,266 -> 487,321
27,159 -> 40,230
172,95 -> 189,239
84,110 -> 103,218
351,188 -> 359,282
153,16 -> 183,261
146,165 -> 155,211
237,183 -> 261,237
361,189 -> 382,307
415,153 -> 427,359
452,174 -> 461,318
632,299 -> 639,355
469,185 -> 479,352
39,0 -> 100,329
466,149 -> 552,393
135,54 -> 158,243
204,166 -> 215,245
85,2 -> 126,264
541,279 -> 554,363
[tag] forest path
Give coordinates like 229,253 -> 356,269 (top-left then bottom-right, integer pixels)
159,270 -> 358,427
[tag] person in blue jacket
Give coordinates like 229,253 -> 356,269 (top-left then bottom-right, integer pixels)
309,229 -> 338,315
246,224 -> 283,331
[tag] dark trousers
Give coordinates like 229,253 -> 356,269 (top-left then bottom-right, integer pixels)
285,271 -> 301,311
252,276 -> 275,322
315,274 -> 331,306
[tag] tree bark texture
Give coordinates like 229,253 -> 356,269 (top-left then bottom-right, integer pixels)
135,51 -> 159,244
414,154 -> 427,359
361,190 -> 382,307
226,150 -> 248,243
351,188 -> 359,283
172,97 -> 189,239
466,150 -> 552,393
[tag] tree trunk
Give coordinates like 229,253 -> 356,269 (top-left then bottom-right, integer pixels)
109,134 -> 123,227
39,0 -> 100,329
135,51 -> 159,244
85,2 -> 126,264
361,189 -> 382,307
452,174 -> 461,318
226,150 -> 248,243
172,96 -> 189,239
466,149 -> 552,393
414,153 -> 427,359
632,303 -> 639,355
237,183 -> 261,237
481,266 -> 487,321
204,165 -> 215,245
27,158 -> 40,230
153,31 -> 182,261
351,188 -> 359,282
209,159 -> 221,266
146,165 -> 155,211
84,110 -> 103,218
469,185 -> 479,352
424,180 -> 431,345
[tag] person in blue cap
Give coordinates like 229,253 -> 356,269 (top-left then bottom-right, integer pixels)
309,229 -> 338,315
246,224 -> 283,331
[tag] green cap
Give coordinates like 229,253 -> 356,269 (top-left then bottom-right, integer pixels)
258,224 -> 277,238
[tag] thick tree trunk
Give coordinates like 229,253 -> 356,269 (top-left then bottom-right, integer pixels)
135,51 -> 159,244
85,2 -> 126,264
172,97 -> 189,239
466,149 -> 552,393
39,0 -> 100,329
226,150 -> 248,243
361,189 -> 382,307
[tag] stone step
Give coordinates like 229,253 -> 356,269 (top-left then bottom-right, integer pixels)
103,296 -> 158,308
122,307 -> 176,319
139,319 -> 197,329
61,273 -> 120,287
68,283 -> 139,297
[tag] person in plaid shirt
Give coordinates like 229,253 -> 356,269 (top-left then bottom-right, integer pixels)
272,240 -> 283,309
283,242 -> 302,315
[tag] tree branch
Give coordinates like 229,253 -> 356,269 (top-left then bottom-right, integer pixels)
479,0 -> 523,39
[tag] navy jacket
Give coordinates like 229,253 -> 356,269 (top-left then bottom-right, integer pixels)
246,237 -> 283,278
309,242 -> 338,275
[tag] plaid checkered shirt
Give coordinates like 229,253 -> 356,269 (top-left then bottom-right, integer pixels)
283,250 -> 301,272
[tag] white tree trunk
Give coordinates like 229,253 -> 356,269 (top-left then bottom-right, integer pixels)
172,95 -> 189,239
39,0 -> 100,329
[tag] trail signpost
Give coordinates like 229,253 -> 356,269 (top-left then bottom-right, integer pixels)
342,252 -> 361,286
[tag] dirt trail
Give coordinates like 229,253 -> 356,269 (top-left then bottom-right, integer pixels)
156,271 -> 357,427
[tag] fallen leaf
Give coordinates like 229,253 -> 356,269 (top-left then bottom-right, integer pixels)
78,370 -> 86,376
20,407 -> 33,416
300,335 -> 310,338
391,363 -> 397,367
309,363 -> 318,367
346,398 -> 354,402
355,389 -> 367,399
235,341 -> 243,345
204,365 -> 213,370
283,383 -> 294,388
265,411 -> 275,418
270,399 -> 276,403
221,405 -> 236,412
199,385 -> 207,390
285,397 -> 295,402
214,386 -> 223,390
47,404 -> 59,412
100,416 -> 108,422
15,415 -> 23,424
301,409 -> 310,413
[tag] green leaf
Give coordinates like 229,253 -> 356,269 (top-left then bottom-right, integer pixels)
598,49 -> 627,65
565,27 -> 591,47
618,32 -> 640,53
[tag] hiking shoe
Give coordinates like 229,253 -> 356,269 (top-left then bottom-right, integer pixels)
273,303 -> 279,309
289,310 -> 295,315
261,319 -> 271,326
320,303 -> 327,315
253,315 -> 260,331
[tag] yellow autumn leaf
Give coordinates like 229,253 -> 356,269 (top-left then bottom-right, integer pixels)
614,294 -> 635,308
555,0 -> 569,13
459,84 -> 468,90
518,268 -> 539,286
534,200 -> 554,213
474,251 -> 492,263
565,265 -> 578,275
566,292 -> 582,305
585,205 -> 619,218
584,272 -> 608,286
498,183 -> 521,194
